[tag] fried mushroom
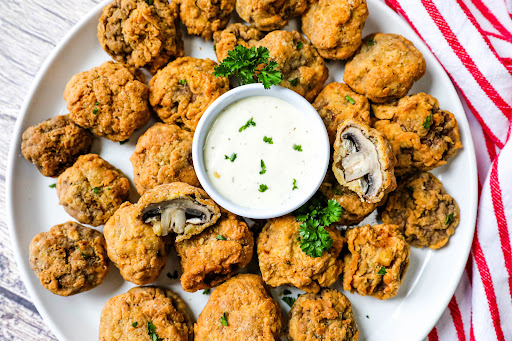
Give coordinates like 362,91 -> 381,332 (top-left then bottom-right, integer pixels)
213,23 -> 265,62
236,0 -> 307,31
177,0 -> 236,40
332,120 -> 396,203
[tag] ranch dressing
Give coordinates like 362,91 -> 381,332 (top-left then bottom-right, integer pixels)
203,96 -> 322,209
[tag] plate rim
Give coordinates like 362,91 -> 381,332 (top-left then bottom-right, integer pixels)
5,0 -> 478,340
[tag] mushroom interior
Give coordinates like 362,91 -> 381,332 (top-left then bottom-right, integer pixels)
141,199 -> 212,236
339,127 -> 383,198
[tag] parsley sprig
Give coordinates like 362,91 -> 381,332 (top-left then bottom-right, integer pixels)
213,46 -> 282,89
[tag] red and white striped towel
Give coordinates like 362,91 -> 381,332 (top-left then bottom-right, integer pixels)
381,0 -> 512,340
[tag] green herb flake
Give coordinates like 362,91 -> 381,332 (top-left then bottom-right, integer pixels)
367,37 -> 375,46
203,289 -> 211,295
49,183 -> 56,188
259,184 -> 268,192
93,108 -> 98,115
220,312 -> 228,326
292,179 -> 298,190
239,117 -> 256,132
216,235 -> 227,240
345,95 -> 355,104
263,136 -> 273,144
259,160 -> 267,174
377,266 -> 387,275
289,78 -> 299,86
296,41 -> 303,50
166,270 -> 178,280
147,321 -> 158,341
179,79 -> 187,85
132,322 -> 138,327
107,187 -> 112,190
366,315 -> 370,319
76,246 -> 88,260
224,153 -> 237,162
446,213 -> 454,225
282,296 -> 296,307
423,115 -> 433,129
283,289 -> 292,296
213,45 -> 217,51
293,144 -> 303,152
145,0 -> 154,5
95,102 -> 99,106
93,187 -> 101,194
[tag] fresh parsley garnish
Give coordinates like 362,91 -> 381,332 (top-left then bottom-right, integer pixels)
147,321 -> 158,341
423,115 -> 433,129
378,266 -> 387,275
216,235 -> 226,240
132,322 -> 138,327
289,78 -> 298,86
292,179 -> 298,190
225,153 -> 237,162
220,312 -> 228,326
259,160 -> 266,174
446,213 -> 454,225
49,183 -> 56,188
293,144 -> 303,152
296,41 -> 303,50
283,289 -> 292,296
95,102 -> 99,106
120,139 -> 129,145
93,108 -> 98,115
367,37 -> 375,46
93,187 -> 101,194
239,117 -> 256,132
213,45 -> 282,89
179,79 -> 187,85
203,289 -> 211,294
282,296 -> 296,307
167,270 -> 178,280
145,0 -> 154,5
345,95 -> 355,104
259,184 -> 268,192
263,136 -> 273,144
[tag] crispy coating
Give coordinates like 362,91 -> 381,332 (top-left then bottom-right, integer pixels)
236,0 -> 307,31
21,115 -> 93,177
99,286 -> 193,341
302,0 -> 368,60
372,93 -> 463,175
29,221 -> 109,296
64,61 -> 150,142
131,123 -> 199,195
195,274 -> 282,340
342,224 -> 410,300
57,154 -> 130,226
286,288 -> 359,341
257,215 -> 344,293
313,83 -> 371,144
97,0 -> 184,74
149,57 -> 230,131
213,23 -> 265,62
104,202 -> 169,285
344,33 -> 426,103
382,172 -> 460,249
319,170 -> 377,226
175,211 -> 254,292
177,0 -> 235,40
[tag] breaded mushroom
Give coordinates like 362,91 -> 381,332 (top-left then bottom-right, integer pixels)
175,210 -> 254,292
236,0 -> 307,31
97,0 -> 184,74
372,93 -> 462,175
64,61 -> 150,142
131,123 -> 199,195
286,288 -> 359,341
257,215 -> 344,293
342,224 -> 410,300
149,57 -> 230,131
99,286 -> 193,341
195,274 -> 282,340
29,221 -> 109,296
177,0 -> 236,40
302,0 -> 368,60
103,202 -> 169,285
21,115 -> 93,177
213,23 -> 265,62
382,172 -> 460,249
344,33 -> 426,103
313,83 -> 371,144
57,154 -> 130,227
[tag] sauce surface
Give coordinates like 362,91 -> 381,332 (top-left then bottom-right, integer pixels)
204,96 -> 322,209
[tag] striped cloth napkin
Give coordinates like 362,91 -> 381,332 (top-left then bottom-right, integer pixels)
381,0 -> 512,340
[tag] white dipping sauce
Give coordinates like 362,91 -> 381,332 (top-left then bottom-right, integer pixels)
203,96 -> 322,209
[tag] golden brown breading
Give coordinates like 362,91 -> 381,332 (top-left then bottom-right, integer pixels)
286,288 -> 359,341
131,123 -> 199,195
175,211 -> 254,292
313,83 -> 371,144
257,215 -> 344,293
302,0 -> 368,60
29,221 -> 109,296
319,170 -> 377,226
213,23 -> 265,62
372,93 -> 463,175
177,0 -> 235,40
64,61 -> 150,142
57,154 -> 130,226
103,202 -> 169,285
99,286 -> 193,341
97,0 -> 184,74
344,33 -> 426,103
21,115 -> 93,177
135,182 -> 221,241
149,57 -> 229,131
382,172 -> 460,249
194,274 -> 282,340
236,0 -> 307,31
342,224 -> 410,300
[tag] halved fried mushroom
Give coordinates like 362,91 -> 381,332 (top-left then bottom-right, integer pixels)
333,120 -> 396,203
136,182 -> 221,241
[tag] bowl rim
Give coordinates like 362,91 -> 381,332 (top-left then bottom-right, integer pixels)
192,83 -> 330,219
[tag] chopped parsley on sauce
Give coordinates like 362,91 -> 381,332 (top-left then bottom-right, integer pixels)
225,153 -> 237,162
292,179 -> 298,190
263,136 -> 273,144
259,184 -> 269,192
239,117 -> 256,132
293,144 -> 303,152
259,160 -> 267,174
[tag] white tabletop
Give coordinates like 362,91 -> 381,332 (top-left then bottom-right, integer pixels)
0,1 -> 101,339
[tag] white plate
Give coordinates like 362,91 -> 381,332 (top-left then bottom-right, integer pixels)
6,1 -> 478,340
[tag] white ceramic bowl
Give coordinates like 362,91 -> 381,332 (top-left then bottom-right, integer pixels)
192,83 -> 330,219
